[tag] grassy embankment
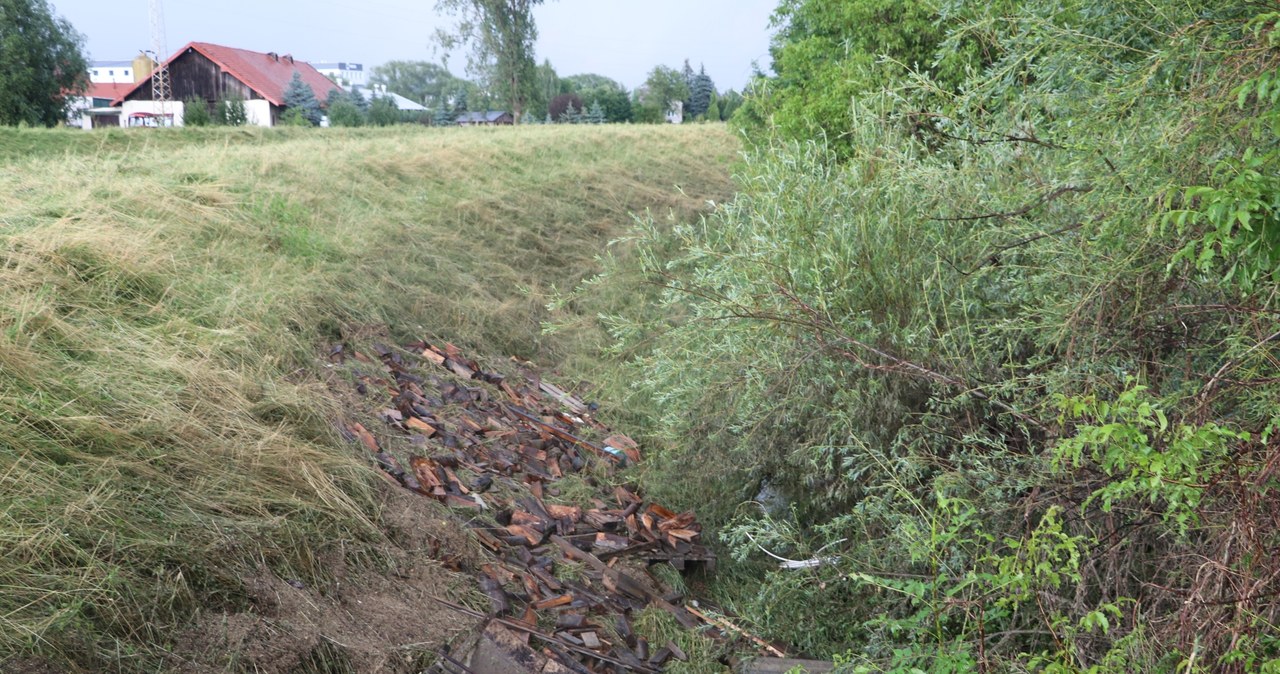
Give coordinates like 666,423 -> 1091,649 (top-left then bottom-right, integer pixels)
0,124 -> 737,670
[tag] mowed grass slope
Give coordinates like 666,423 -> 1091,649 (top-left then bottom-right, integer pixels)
0,124 -> 736,669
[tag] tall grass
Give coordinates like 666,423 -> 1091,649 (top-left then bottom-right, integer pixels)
0,124 -> 736,669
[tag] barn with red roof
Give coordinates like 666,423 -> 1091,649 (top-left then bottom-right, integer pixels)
112,42 -> 344,127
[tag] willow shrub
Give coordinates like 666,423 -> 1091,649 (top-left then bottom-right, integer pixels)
581,1 -> 1280,671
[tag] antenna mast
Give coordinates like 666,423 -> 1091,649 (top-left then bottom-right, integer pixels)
149,0 -> 171,123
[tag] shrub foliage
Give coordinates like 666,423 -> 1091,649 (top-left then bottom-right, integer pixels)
587,1 -> 1280,671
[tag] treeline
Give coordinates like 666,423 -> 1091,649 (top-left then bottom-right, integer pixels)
582,1 -> 1280,672
365,58 -> 742,124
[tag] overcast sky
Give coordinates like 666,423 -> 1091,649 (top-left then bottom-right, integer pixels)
51,0 -> 777,92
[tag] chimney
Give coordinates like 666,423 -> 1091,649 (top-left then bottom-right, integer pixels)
267,52 -> 278,61
284,54 -> 294,64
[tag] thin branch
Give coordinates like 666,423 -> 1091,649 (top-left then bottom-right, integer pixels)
932,185 -> 1093,222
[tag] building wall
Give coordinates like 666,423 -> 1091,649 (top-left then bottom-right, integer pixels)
120,100 -> 186,127
124,49 -> 260,105
315,64 -> 365,87
244,100 -> 274,127
89,66 -> 134,84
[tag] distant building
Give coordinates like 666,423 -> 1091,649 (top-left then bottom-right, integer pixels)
89,60 -> 137,84
68,83 -> 132,129
112,42 -> 343,127
313,62 -> 366,87
666,100 -> 684,125
351,85 -> 427,112
455,111 -> 514,126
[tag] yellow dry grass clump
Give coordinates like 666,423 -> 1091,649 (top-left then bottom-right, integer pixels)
0,124 -> 737,670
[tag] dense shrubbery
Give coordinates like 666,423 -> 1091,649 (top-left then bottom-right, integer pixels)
586,1 -> 1280,671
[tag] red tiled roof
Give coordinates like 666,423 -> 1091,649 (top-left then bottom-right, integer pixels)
86,82 -> 134,101
111,42 -> 343,107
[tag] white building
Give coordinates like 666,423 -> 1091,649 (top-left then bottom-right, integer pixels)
89,60 -> 137,84
666,100 -> 684,124
313,62 -> 366,87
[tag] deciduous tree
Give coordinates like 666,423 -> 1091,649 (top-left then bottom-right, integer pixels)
0,0 -> 88,127
435,0 -> 551,122
634,65 -> 688,123
370,60 -> 463,110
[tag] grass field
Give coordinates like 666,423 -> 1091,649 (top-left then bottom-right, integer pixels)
0,124 -> 737,671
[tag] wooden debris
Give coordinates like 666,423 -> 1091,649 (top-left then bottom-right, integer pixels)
344,339 -> 729,673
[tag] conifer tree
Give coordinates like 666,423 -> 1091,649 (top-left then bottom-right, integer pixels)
559,101 -> 578,124
681,58 -> 695,113
348,87 -> 368,112
687,64 -> 715,119
433,106 -> 453,126
587,99 -> 605,124
283,72 -> 322,125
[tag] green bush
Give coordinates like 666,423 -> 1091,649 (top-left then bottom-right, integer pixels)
367,96 -> 399,126
181,96 -> 211,126
280,107 -> 311,127
327,99 -> 364,127
215,95 -> 247,126
583,1 -> 1280,670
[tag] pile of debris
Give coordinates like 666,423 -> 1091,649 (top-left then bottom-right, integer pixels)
333,339 -> 749,673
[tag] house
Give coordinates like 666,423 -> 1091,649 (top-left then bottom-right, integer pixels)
89,60 -> 140,84
455,111 -> 514,126
111,42 -> 343,127
665,100 -> 684,124
314,62 -> 366,87
68,82 -> 133,129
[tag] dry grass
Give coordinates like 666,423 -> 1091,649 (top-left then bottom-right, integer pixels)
0,123 -> 737,670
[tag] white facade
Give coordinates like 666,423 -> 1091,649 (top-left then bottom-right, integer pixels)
90,61 -> 135,84
666,100 -> 684,124
244,100 -> 274,127
313,62 -> 366,87
115,99 -> 274,128
120,100 -> 185,127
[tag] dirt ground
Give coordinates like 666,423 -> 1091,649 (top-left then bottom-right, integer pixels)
170,487 -> 482,674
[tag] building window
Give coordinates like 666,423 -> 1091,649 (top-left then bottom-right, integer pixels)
108,70 -> 114,76
92,70 -> 98,76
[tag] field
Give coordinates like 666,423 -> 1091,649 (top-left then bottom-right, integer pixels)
0,124 -> 737,671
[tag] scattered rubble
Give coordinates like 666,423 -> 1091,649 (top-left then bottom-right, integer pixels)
330,338 -> 786,672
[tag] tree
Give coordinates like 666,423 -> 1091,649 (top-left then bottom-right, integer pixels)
562,73 -> 623,92
687,64 -> 715,119
706,89 -> 722,121
560,102 -> 580,124
370,60 -> 463,110
432,106 -> 454,126
635,65 -> 689,123
182,97 -> 211,126
738,0 -> 1002,152
282,72 -> 321,126
327,99 -> 364,127
368,96 -> 399,126
0,0 -> 89,127
434,0 -> 550,121
681,58 -> 696,109
718,89 -> 744,121
347,87 -> 368,113
549,92 -> 583,122
587,100 -> 605,124
528,58 -> 566,120
280,108 -> 311,127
